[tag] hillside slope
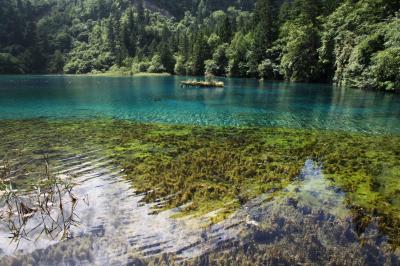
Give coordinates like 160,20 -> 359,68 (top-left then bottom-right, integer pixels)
145,0 -> 255,18
0,0 -> 398,92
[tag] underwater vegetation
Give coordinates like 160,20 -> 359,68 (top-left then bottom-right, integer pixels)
0,118 -> 400,247
0,153 -> 82,249
2,159 -> 399,265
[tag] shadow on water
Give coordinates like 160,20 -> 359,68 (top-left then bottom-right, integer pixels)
0,151 -> 398,265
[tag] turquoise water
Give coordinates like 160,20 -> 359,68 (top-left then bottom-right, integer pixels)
1,75 -> 400,264
1,75 -> 400,133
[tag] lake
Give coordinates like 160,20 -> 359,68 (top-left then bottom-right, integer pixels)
0,75 -> 399,132
0,75 -> 399,265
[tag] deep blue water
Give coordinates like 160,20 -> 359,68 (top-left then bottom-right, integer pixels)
0,75 -> 399,133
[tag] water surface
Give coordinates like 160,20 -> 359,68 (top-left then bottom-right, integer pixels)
0,75 -> 399,133
0,75 -> 400,265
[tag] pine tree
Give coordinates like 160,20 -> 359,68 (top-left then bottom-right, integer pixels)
253,0 -> 278,63
218,15 -> 232,43
107,17 -> 115,52
136,0 -> 145,47
191,32 -> 211,75
137,0 -> 145,25
279,0 -> 323,82
158,27 -> 175,73
123,8 -> 137,56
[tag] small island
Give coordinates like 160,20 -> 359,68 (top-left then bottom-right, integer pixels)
181,80 -> 225,88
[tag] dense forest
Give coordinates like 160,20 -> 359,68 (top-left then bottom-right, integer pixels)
0,0 -> 399,91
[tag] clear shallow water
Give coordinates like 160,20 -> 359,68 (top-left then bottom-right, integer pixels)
0,75 -> 400,133
1,75 -> 400,265
1,144 -> 397,265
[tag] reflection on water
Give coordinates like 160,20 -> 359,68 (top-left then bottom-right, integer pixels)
0,173 -> 80,253
1,151 -> 398,265
0,75 -> 399,264
0,76 -> 399,133
186,160 -> 399,265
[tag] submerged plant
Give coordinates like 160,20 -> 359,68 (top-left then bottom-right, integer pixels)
0,154 -> 81,248
0,118 -> 399,246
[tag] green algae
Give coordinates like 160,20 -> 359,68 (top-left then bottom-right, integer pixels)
0,118 -> 400,244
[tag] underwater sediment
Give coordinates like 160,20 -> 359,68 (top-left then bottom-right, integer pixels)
0,118 -> 400,264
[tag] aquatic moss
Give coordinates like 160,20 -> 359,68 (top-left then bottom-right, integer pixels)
0,118 -> 400,244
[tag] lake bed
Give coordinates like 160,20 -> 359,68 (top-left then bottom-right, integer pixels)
0,76 -> 399,265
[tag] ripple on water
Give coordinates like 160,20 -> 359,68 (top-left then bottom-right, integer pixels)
0,138 -> 398,265
1,151 -> 399,265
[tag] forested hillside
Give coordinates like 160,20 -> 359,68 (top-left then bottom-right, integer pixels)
148,0 -> 255,17
0,0 -> 399,91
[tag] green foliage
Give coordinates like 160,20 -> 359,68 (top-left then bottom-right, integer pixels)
370,47 -> 400,91
0,0 -> 398,91
226,32 -> 254,77
148,54 -> 166,73
174,55 -> 187,75
253,0 -> 279,63
48,50 -> 65,73
280,22 -> 321,82
258,59 -> 279,80
217,15 -> 232,43
205,43 -> 229,76
131,58 -> 150,73
319,0 -> 400,90
0,53 -> 23,73
158,42 -> 176,73
189,33 -> 211,75
63,41 -> 114,74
